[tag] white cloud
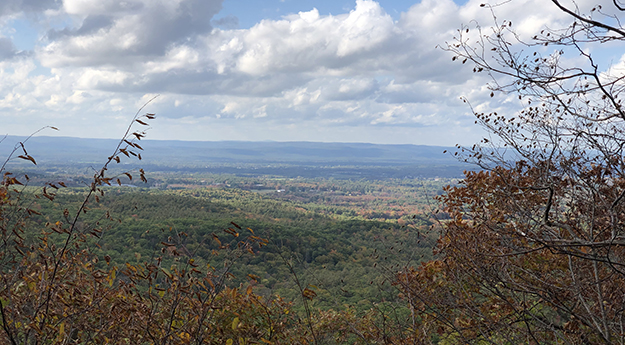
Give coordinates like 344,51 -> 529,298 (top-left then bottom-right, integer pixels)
0,0 -> 617,145
37,1 -> 469,102
40,0 -> 223,67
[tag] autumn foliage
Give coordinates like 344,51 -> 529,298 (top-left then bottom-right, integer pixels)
389,2 -> 625,344
394,161 -> 625,343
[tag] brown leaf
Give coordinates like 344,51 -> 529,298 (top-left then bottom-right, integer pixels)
302,287 -> 317,300
18,155 -> 36,165
119,148 -> 130,157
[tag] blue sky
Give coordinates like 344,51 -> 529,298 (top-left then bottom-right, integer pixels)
217,0 -> 468,29
0,0 -> 618,146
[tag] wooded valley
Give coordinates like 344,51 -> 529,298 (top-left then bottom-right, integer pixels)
4,1 -> 625,344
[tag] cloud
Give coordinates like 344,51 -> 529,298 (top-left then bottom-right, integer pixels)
0,0 -> 58,17
212,15 -> 238,30
0,37 -> 18,60
46,14 -> 114,41
40,0 -> 224,67
1,0 -> 616,145
13,0 -> 514,138
40,0 -> 471,98
0,0 -> 59,62
225,1 -> 404,77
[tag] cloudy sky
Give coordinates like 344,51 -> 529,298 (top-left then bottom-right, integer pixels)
0,0 -> 619,145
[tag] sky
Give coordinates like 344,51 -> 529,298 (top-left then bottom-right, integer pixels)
0,0 -> 620,146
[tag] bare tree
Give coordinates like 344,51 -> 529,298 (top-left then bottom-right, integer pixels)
395,2 -> 625,344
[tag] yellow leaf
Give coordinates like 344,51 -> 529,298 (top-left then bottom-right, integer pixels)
232,317 -> 239,331
226,339 -> 233,345
160,267 -> 173,279
108,269 -> 117,287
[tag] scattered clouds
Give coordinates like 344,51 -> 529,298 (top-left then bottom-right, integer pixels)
0,0 -> 615,145
0,0 -> 58,17
41,0 -> 223,67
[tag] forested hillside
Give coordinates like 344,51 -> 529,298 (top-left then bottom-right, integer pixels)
22,176 -> 443,311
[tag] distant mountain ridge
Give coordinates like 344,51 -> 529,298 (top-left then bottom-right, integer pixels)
0,136 -> 461,166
